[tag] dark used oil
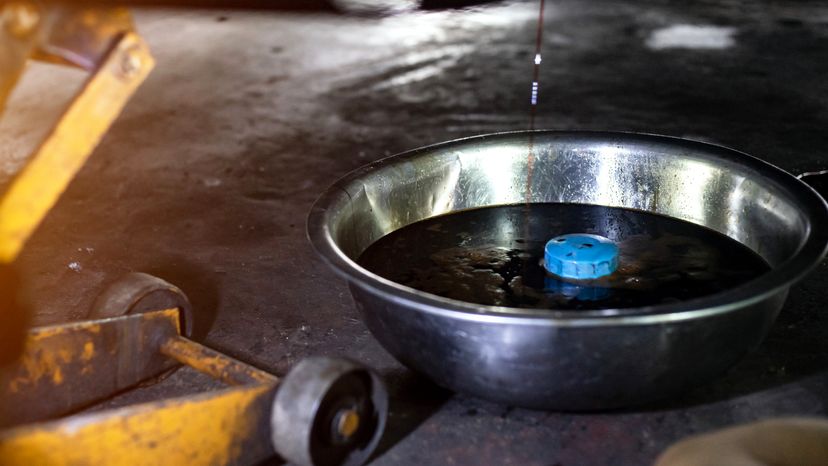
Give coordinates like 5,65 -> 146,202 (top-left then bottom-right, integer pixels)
357,204 -> 771,310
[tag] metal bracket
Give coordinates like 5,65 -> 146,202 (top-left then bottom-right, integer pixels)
0,23 -> 153,263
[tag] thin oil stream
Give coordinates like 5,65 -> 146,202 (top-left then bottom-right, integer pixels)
528,0 -> 546,132
523,0 -> 547,282
525,0 -> 546,195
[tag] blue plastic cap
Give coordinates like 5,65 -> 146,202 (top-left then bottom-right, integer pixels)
543,234 -> 619,280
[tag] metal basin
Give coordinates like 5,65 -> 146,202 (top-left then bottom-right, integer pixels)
307,131 -> 828,410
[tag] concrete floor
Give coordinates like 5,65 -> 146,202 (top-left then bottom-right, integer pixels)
3,0 -> 828,464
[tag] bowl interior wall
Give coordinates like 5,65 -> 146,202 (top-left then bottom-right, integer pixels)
327,134 -> 807,268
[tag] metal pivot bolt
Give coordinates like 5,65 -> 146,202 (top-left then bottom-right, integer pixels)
117,45 -> 143,80
271,357 -> 389,466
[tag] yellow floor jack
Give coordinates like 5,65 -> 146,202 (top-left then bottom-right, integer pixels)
0,4 -> 387,465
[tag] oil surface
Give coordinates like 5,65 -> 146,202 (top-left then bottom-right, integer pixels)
357,204 -> 770,310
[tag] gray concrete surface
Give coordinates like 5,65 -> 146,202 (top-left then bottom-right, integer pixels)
3,0 -> 828,464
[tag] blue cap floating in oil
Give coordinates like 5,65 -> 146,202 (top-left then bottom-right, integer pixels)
543,234 -> 619,280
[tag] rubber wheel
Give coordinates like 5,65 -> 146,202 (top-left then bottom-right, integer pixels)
89,272 -> 193,337
271,357 -> 388,466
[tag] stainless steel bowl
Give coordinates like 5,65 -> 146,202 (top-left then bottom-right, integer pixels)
307,131 -> 828,410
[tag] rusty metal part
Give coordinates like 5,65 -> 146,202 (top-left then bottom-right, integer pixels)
0,2 -> 42,365
161,336 -> 277,386
1,4 -> 135,113
0,6 -> 147,366
0,29 -> 153,264
33,6 -> 134,70
272,357 -> 389,466
0,2 -> 41,122
0,300 -> 388,465
0,357 -> 390,466
0,383 -> 279,466
0,309 -> 180,427
0,264 -> 29,366
90,272 -> 194,337
0,305 -> 277,428
0,306 -> 278,465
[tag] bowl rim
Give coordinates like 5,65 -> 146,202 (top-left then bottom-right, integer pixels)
307,130 -> 828,327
